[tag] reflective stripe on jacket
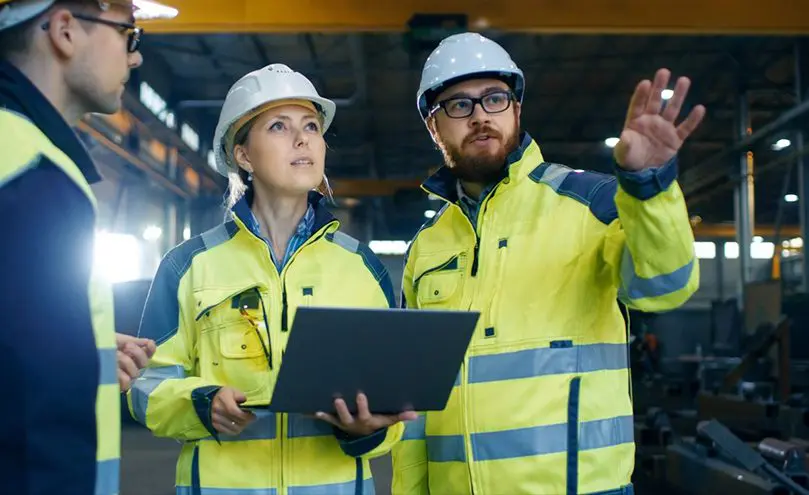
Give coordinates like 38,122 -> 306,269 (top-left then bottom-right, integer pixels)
391,132 -> 698,495
0,108 -> 120,495
128,193 -> 403,495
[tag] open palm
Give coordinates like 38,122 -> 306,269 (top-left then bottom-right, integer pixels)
614,68 -> 706,171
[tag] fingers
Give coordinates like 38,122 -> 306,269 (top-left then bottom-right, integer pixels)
122,342 -> 150,369
661,75 -> 691,123
117,350 -> 139,380
222,396 -> 255,424
676,104 -> 707,141
139,339 -> 157,358
399,411 -> 419,422
116,333 -> 156,358
314,412 -> 341,428
212,412 -> 242,435
624,79 -> 651,127
356,393 -> 372,423
644,68 -> 670,116
213,388 -> 256,434
333,398 -> 355,425
118,369 -> 132,393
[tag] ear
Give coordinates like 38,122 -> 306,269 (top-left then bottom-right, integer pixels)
514,101 -> 522,122
233,144 -> 253,174
44,9 -> 79,59
426,117 -> 439,145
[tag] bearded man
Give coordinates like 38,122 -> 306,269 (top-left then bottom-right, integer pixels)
391,32 -> 704,495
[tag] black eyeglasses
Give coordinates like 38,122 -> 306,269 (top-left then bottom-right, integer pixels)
431,90 -> 515,119
42,13 -> 143,53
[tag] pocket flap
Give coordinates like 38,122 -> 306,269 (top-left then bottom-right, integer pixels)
219,326 -> 266,359
194,285 -> 261,321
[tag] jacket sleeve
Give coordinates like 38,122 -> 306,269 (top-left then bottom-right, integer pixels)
334,244 -> 405,459
0,165 -> 99,495
597,157 -> 699,312
390,247 -> 431,494
126,249 -> 222,441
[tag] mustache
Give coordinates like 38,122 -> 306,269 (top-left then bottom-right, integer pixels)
465,126 -> 503,144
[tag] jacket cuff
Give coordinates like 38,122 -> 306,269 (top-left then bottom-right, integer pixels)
333,426 -> 388,457
191,385 -> 222,443
614,156 -> 678,200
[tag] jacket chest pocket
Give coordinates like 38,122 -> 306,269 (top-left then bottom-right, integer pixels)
195,287 -> 273,404
414,254 -> 465,309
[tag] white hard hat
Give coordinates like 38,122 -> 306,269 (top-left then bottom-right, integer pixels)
212,63 -> 336,178
0,0 -> 177,31
416,32 -> 525,121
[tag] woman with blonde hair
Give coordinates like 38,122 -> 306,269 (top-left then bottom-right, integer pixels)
128,63 -> 415,495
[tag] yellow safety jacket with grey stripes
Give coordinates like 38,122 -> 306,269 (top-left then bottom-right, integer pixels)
391,132 -> 698,495
0,107 -> 120,494
128,192 -> 403,495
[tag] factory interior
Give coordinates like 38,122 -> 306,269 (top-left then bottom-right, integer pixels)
58,1 -> 809,494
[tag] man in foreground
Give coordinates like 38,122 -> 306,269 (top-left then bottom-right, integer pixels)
0,1 -> 171,493
392,32 -> 703,495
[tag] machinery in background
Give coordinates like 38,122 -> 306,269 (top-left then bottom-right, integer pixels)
632,279 -> 809,494
667,420 -> 809,495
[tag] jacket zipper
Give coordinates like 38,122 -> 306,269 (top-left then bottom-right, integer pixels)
470,242 -> 480,277
273,224 -> 333,495
413,254 -> 460,290
281,286 -> 288,332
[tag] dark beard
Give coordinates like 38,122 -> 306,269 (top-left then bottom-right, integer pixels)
438,121 -> 521,184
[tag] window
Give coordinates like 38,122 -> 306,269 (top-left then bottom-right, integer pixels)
694,242 -> 716,259
181,123 -> 199,152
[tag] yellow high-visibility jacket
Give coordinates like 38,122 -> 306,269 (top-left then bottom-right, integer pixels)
128,193 -> 404,495
0,107 -> 120,494
391,132 -> 698,495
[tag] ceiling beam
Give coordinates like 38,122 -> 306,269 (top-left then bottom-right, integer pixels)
143,0 -> 809,34
330,178 -> 424,197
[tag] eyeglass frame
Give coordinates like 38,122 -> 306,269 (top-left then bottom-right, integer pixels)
429,90 -> 516,119
41,12 -> 143,54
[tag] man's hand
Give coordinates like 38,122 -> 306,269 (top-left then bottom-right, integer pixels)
116,333 -> 156,393
212,387 -> 257,436
615,68 -> 706,171
315,392 -> 418,437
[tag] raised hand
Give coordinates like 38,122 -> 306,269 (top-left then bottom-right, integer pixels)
315,392 -> 418,437
614,68 -> 706,171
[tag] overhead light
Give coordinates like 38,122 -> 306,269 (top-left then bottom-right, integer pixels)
661,89 -> 674,100
133,0 -> 180,20
604,137 -> 619,148
94,232 -> 142,283
424,210 -> 437,219
785,194 -> 799,203
573,169 -> 584,173
772,138 -> 791,151
753,236 -> 763,243
183,227 -> 191,241
143,225 -> 163,241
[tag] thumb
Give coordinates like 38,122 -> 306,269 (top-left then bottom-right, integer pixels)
231,389 -> 247,404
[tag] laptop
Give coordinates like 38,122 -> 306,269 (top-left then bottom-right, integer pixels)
267,306 -> 479,415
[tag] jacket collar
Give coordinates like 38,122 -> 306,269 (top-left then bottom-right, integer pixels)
422,131 -> 536,202
231,190 -> 337,239
0,59 -> 101,184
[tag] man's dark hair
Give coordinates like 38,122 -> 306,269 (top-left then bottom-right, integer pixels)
0,0 -> 101,60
